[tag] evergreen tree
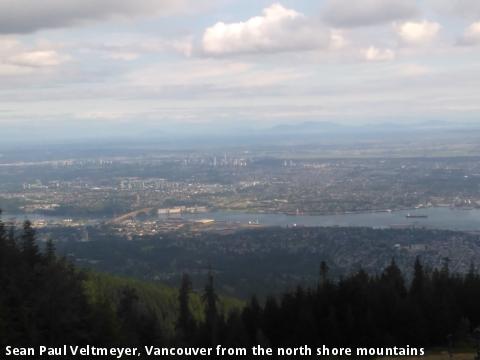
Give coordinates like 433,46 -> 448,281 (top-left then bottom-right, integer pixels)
319,260 -> 329,288
241,296 -> 262,346
0,210 -> 5,242
21,220 -> 39,267
382,258 -> 406,296
411,257 -> 425,297
45,239 -> 56,264
262,296 -> 281,346
0,211 -> 7,271
117,286 -> 141,344
176,273 -> 195,341
7,223 -> 16,248
202,269 -> 219,345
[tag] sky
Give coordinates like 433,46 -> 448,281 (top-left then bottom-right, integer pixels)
1,0 -> 480,140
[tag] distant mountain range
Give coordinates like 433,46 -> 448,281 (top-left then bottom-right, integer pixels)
2,119 -> 480,152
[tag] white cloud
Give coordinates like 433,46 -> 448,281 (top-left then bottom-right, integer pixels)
106,52 -> 140,61
400,64 -> 433,77
126,58 -> 308,92
0,0 -> 212,34
84,36 -> 194,61
8,50 -> 69,67
170,38 -> 194,57
127,59 -> 253,87
363,46 -> 395,62
202,3 -> 330,55
395,20 -> 441,45
0,38 -> 20,51
76,111 -> 131,121
0,63 -> 33,76
0,36 -> 69,75
323,0 -> 418,27
459,21 -> 480,45
329,30 -> 347,50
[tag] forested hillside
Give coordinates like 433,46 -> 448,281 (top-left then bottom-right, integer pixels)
0,211 -> 240,348
2,211 -> 480,354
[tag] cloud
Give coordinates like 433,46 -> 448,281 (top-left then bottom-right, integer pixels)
395,20 -> 441,45
426,0 -> 480,19
202,3 -> 331,55
83,35 -> 194,62
329,30 -> 347,50
126,58 -> 309,93
0,37 -> 69,75
106,52 -> 140,61
127,59 -> 253,87
399,64 -> 433,77
0,63 -> 33,76
8,50 -> 69,67
459,21 -> 480,45
323,0 -> 418,27
0,0 -> 211,34
168,38 -> 194,57
76,111 -> 131,121
451,0 -> 480,18
363,46 -> 395,62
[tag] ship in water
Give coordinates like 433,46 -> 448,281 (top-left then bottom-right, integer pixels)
405,213 -> 428,219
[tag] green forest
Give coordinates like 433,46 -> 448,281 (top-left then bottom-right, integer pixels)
1,211 -> 480,357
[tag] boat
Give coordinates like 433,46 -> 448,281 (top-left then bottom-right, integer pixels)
405,213 -> 428,219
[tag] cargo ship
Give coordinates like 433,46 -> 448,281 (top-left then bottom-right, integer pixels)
405,213 -> 428,218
